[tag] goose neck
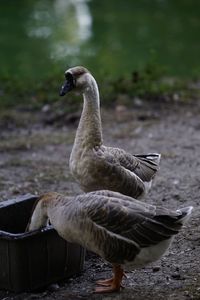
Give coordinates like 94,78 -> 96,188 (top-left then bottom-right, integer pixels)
75,79 -> 103,148
28,199 -> 48,231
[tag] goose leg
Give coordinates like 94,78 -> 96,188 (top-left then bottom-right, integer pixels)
95,265 -> 124,293
96,277 -> 113,287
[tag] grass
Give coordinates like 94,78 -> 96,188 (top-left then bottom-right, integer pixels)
0,63 -> 199,112
101,65 -> 198,106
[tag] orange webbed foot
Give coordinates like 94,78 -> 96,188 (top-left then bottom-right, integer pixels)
94,265 -> 125,293
94,284 -> 121,293
96,277 -> 114,287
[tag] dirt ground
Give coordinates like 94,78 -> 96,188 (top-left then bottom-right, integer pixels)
0,99 -> 200,300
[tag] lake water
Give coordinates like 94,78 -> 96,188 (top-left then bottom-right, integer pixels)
0,0 -> 200,81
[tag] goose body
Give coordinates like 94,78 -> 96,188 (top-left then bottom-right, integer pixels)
59,66 -> 161,198
27,190 -> 192,293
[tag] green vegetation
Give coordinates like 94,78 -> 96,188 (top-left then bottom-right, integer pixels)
0,63 -> 198,113
1,1 -> 200,112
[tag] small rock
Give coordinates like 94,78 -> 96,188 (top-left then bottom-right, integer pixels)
184,290 -> 190,296
47,283 -> 60,291
115,105 -> 128,113
152,266 -> 160,272
134,97 -> 143,107
166,275 -> 170,283
173,179 -> 179,186
42,104 -> 51,113
171,272 -> 181,280
173,93 -> 179,101
173,193 -> 180,200
148,133 -> 153,138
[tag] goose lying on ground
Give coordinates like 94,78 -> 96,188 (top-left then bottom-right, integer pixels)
59,66 -> 161,198
27,190 -> 192,293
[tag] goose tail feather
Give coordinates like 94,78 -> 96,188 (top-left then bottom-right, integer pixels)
176,206 -> 193,225
133,153 -> 161,183
135,153 -> 161,165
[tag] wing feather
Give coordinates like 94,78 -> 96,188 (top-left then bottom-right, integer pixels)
92,151 -> 146,198
101,146 -> 161,182
82,194 -> 182,250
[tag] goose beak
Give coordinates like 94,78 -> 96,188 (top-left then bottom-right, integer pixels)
59,80 -> 74,96
59,72 -> 75,96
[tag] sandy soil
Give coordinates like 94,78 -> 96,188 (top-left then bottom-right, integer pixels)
0,100 -> 200,300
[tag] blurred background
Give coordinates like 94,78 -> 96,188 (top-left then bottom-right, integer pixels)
1,2 -> 200,299
0,0 -> 200,108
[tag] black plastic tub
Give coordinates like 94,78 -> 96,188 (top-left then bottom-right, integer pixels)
0,194 -> 85,292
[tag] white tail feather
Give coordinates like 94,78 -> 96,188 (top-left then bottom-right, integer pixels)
176,206 -> 193,224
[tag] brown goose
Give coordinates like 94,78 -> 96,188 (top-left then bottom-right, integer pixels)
27,190 -> 192,293
59,66 -> 161,198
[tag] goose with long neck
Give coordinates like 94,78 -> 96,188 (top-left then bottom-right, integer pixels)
68,67 -> 102,150
27,190 -> 193,293
60,66 -> 161,198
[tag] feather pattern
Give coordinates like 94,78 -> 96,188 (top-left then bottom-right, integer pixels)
27,190 -> 192,267
59,66 -> 161,198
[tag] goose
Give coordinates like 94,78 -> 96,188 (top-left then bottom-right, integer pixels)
27,190 -> 193,293
59,66 -> 161,198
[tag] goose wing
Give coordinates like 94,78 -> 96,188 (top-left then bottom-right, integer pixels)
81,193 -> 183,253
92,149 -> 146,198
100,146 -> 161,182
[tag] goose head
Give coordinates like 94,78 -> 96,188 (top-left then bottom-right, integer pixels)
59,66 -> 92,96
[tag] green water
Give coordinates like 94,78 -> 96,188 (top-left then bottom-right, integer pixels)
0,0 -> 200,81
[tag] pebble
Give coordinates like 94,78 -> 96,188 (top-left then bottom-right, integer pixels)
42,104 -> 51,113
47,283 -> 60,291
166,275 -> 170,283
152,266 -> 160,272
171,272 -> 181,280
